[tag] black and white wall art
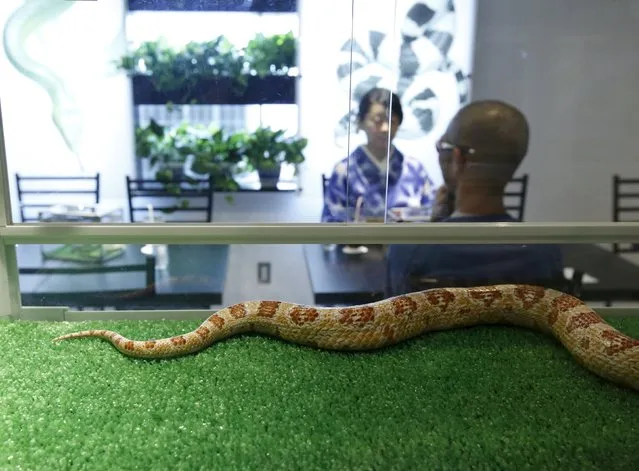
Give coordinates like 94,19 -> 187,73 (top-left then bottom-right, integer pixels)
333,0 -> 476,183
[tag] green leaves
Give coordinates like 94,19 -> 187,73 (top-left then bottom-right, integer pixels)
244,32 -> 296,77
134,121 -> 307,194
117,32 -> 296,95
241,126 -> 307,171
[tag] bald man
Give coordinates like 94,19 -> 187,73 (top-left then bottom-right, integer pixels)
386,100 -> 563,296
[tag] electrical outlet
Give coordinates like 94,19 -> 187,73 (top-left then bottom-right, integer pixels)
257,262 -> 271,283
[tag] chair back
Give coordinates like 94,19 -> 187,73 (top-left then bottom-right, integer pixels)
504,174 -> 528,222
612,174 -> 639,253
15,173 -> 100,222
126,175 -> 214,222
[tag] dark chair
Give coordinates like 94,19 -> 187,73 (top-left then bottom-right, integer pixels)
504,174 -> 528,222
15,173 -> 100,222
612,174 -> 639,253
126,176 -> 214,222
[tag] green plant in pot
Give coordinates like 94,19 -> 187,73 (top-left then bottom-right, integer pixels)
136,119 -> 186,180
136,120 -> 243,205
182,126 -> 244,194
242,127 -> 307,189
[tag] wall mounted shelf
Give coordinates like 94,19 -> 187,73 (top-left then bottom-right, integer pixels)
127,0 -> 297,13
131,75 -> 297,105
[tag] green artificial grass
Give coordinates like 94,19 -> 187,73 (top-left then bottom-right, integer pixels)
1,317 -> 638,470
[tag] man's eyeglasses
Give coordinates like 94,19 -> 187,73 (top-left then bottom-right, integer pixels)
436,140 -> 476,155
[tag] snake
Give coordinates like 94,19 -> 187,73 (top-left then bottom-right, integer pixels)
53,285 -> 639,392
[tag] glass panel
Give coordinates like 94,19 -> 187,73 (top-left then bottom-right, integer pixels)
326,0 -> 475,224
8,239 -> 639,471
16,241 -> 639,312
0,0 -> 637,225
0,0 -> 480,225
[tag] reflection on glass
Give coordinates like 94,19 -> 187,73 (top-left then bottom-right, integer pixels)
0,0 -> 481,225
17,243 -> 229,311
15,242 -> 639,312
322,87 -> 437,224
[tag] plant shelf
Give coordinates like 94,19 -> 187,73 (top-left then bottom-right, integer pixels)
131,75 -> 297,105
127,0 -> 297,12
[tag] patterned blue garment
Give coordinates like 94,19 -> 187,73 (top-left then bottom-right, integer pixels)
321,145 -> 435,222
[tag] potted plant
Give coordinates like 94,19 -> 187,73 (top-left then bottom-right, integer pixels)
182,127 -> 245,193
135,120 -> 242,193
135,121 -> 307,194
135,119 -> 186,179
241,126 -> 307,189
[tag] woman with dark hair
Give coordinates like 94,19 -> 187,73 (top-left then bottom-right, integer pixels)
321,87 -> 435,222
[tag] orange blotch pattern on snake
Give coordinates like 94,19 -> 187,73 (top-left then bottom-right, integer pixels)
470,288 -> 503,307
144,341 -> 156,349
391,296 -> 417,318
208,315 -> 225,329
601,330 -> 639,356
289,307 -> 320,326
339,306 -> 375,326
230,304 -> 247,319
170,336 -> 187,346
195,327 -> 210,339
424,289 -> 456,312
123,341 -> 135,351
548,294 -> 583,326
552,294 -> 582,312
514,285 -> 546,309
257,301 -> 280,318
566,311 -> 604,334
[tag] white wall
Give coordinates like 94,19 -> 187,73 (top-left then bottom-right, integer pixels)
0,0 -> 134,221
471,0 -> 639,222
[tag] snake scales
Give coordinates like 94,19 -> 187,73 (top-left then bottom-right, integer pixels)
53,285 -> 639,392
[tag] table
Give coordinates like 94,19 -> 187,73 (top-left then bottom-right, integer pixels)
303,244 -> 639,305
18,244 -> 229,309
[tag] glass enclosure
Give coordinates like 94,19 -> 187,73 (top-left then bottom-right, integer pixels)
1,1 -> 638,470
0,0 -> 637,319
